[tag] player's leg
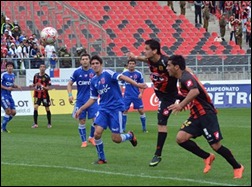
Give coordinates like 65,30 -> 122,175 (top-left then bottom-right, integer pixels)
93,110 -> 107,164
122,97 -> 131,132
87,103 -> 98,146
177,116 -> 217,174
1,96 -> 12,132
110,110 -> 137,147
205,114 -> 244,178
74,102 -> 88,147
44,96 -> 52,128
149,98 -> 172,167
133,98 -> 147,132
32,98 -> 40,128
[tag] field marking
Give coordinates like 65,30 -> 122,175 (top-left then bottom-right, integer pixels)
1,162 -> 241,186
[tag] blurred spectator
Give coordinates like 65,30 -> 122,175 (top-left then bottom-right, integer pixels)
167,1 -> 177,13
224,1 -> 234,19
31,50 -> 44,69
180,1 -> 186,15
203,6 -> 210,31
1,17 -> 14,34
49,51 -> 58,69
22,39 -> 31,68
31,33 -> 39,46
12,20 -> 21,32
12,26 -> 21,40
74,46 -> 87,67
8,42 -> 18,68
235,20 -> 243,48
58,46 -> 71,68
219,13 -> 227,41
45,43 -> 56,67
245,17 -> 251,47
194,1 -> 203,25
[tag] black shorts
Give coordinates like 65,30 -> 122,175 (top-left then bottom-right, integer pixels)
34,97 -> 51,107
156,91 -> 177,126
180,113 -> 223,145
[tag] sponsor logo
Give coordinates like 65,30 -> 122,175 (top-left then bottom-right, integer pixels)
150,93 -> 159,106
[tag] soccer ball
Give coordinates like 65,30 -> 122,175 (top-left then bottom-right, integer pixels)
40,27 -> 58,44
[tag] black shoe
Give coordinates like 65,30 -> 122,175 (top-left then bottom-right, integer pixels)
149,155 -> 162,167
128,131 -> 137,147
93,159 -> 107,164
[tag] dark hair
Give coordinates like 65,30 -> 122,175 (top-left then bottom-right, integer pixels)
127,59 -> 136,64
168,55 -> 186,70
6,61 -> 14,67
80,53 -> 91,60
90,55 -> 103,64
145,39 -> 161,55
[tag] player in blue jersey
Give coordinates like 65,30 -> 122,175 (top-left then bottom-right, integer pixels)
67,54 -> 98,148
1,62 -> 22,133
120,59 -> 147,133
75,55 -> 148,164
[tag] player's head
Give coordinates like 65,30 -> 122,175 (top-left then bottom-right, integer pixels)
39,63 -> 46,73
167,55 -> 186,77
80,53 -> 91,68
127,59 -> 136,71
6,61 -> 14,68
144,39 -> 161,59
90,55 -> 103,73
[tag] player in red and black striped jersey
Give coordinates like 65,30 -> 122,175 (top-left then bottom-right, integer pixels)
167,55 -> 244,179
29,64 -> 52,129
128,39 -> 178,167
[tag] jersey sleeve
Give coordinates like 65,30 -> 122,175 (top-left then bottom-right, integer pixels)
70,70 -> 76,83
181,72 -> 198,91
90,80 -> 98,99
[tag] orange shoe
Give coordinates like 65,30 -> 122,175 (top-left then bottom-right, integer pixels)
88,137 -> 96,146
203,153 -> 215,173
81,142 -> 87,148
233,165 -> 244,179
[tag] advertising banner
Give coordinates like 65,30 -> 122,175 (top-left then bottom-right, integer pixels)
1,82 -> 250,116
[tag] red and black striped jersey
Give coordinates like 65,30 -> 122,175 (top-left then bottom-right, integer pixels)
148,55 -> 178,95
179,70 -> 217,119
33,73 -> 51,99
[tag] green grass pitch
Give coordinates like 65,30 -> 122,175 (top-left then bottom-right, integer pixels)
1,108 -> 251,186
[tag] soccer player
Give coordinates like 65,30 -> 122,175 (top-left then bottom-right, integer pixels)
67,53 -> 97,148
167,55 -> 244,179
29,64 -> 52,128
75,55 -> 147,164
127,39 -> 178,167
1,62 -> 22,133
120,59 -> 147,133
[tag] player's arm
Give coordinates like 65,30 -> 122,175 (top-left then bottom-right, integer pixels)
127,52 -> 148,63
168,88 -> 199,112
13,84 -> 22,90
75,98 -> 96,119
1,84 -> 12,91
119,74 -> 148,89
67,80 -> 74,103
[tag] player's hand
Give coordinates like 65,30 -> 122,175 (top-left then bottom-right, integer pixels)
17,86 -> 22,91
7,87 -> 13,91
75,109 -> 82,119
68,96 -> 74,104
167,103 -> 182,115
126,52 -> 136,60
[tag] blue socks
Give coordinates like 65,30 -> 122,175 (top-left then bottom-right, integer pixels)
140,114 -> 146,131
95,138 -> 106,161
78,124 -> 86,142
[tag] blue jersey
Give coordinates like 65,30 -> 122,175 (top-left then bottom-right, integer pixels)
70,67 -> 95,102
122,70 -> 144,98
90,69 -> 124,111
1,71 -> 15,96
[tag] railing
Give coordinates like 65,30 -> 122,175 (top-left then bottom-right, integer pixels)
1,54 -> 251,86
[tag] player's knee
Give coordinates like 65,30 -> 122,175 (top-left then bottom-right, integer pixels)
176,132 -> 188,144
111,134 -> 121,143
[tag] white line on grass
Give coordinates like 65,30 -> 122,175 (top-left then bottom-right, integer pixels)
1,162 -> 240,186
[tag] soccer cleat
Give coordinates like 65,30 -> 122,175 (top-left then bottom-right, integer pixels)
233,165 -> 244,179
93,159 -> 107,164
32,124 -> 38,128
88,137 -> 96,146
1,129 -> 11,133
81,142 -> 87,148
149,155 -> 162,167
203,153 -> 215,173
128,131 -> 137,147
47,124 -> 52,128
143,130 -> 149,133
